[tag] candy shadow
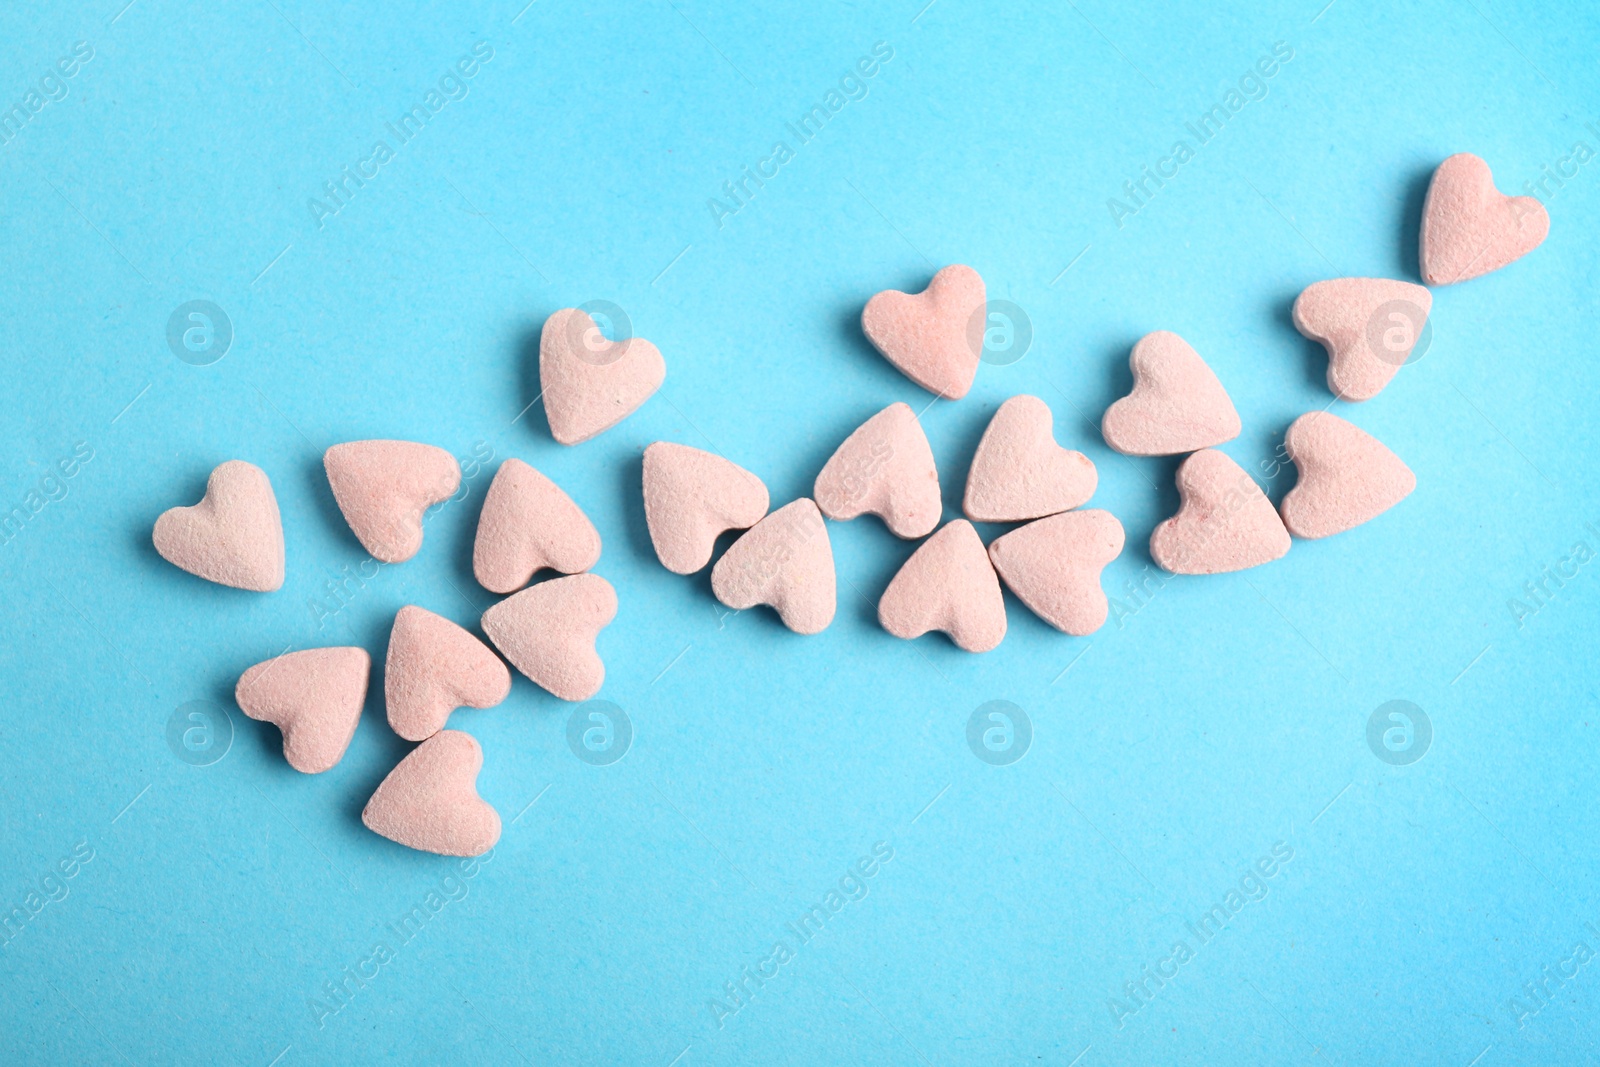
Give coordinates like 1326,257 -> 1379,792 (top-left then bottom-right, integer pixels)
617,451 -> 654,563
301,451 -> 354,548
1277,295 -> 1328,393
515,322 -> 556,444
1397,165 -> 1434,283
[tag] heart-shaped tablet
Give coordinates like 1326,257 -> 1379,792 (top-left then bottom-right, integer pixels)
236,647 -> 370,773
1150,450 -> 1290,574
710,498 -> 836,634
861,265 -> 986,399
964,394 -> 1097,522
481,573 -> 616,701
1279,412 -> 1416,539
988,509 -> 1124,635
385,606 -> 512,742
324,440 -> 461,563
1101,332 -> 1241,456
540,308 -> 666,445
362,730 -> 500,857
153,460 -> 285,592
643,442 -> 769,574
1420,153 -> 1549,286
878,519 -> 1006,652
1293,279 -> 1433,402
814,402 -> 941,539
473,458 -> 601,594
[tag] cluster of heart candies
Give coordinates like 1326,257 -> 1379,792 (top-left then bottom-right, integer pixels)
150,152 -> 1546,856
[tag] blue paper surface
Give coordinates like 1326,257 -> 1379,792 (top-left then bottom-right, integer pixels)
1,1 -> 1597,1063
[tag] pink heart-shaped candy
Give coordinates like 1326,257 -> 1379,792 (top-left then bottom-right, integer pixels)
1293,279 -> 1433,402
236,646 -> 370,773
988,509 -> 1124,635
481,573 -> 617,701
1150,450 -> 1290,575
1101,332 -> 1241,456
385,605 -> 512,742
878,519 -> 1006,652
710,498 -> 836,634
861,265 -> 986,399
473,458 -> 601,594
540,308 -> 665,445
153,460 -> 284,592
324,440 -> 460,563
362,730 -> 500,857
1279,412 -> 1416,539
1420,153 -> 1549,286
814,402 -> 941,539
642,442 -> 769,574
964,394 -> 1096,522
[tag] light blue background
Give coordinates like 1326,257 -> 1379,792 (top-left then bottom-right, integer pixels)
1,0 -> 1597,1063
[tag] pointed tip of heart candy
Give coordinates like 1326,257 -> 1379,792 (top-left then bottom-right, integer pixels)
386,605 -> 512,742
1279,411 -> 1416,539
236,646 -> 370,773
1150,449 -> 1290,575
861,265 -> 985,399
814,402 -> 941,539
711,498 -> 836,634
879,519 -> 1006,652
1102,331 -> 1241,456
1293,278 -> 1432,401
362,730 -> 500,857
964,394 -> 1096,522
324,440 -> 461,563
1420,153 -> 1549,286
473,458 -> 601,594
154,460 -> 285,592
643,442 -> 769,574
481,573 -> 616,701
988,509 -> 1124,635
540,308 -> 666,445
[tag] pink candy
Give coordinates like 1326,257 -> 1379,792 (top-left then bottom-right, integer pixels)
1150,450 -> 1290,575
481,573 -> 617,702
989,510 -> 1124,635
324,440 -> 460,563
1421,153 -> 1548,286
814,402 -> 941,539
474,458 -> 601,594
1102,332 -> 1240,456
236,647 -> 370,773
711,499 -> 837,634
386,606 -> 512,742
154,460 -> 285,592
643,442 -> 769,574
861,265 -> 986,399
363,730 -> 500,857
1279,412 -> 1415,539
878,519 -> 1006,652
964,395 -> 1095,523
